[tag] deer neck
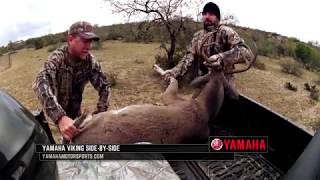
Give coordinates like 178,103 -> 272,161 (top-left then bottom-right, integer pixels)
196,72 -> 225,121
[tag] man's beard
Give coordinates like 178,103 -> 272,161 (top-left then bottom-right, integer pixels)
203,20 -> 218,31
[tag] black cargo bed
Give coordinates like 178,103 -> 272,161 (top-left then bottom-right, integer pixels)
169,154 -> 282,180
198,154 -> 282,179
168,94 -> 313,179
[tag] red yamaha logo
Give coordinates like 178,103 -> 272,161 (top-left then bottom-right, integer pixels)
211,138 -> 223,150
209,136 -> 268,152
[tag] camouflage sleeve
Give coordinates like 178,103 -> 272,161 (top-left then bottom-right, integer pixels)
170,34 -> 197,77
219,27 -> 254,66
89,59 -> 111,113
32,54 -> 66,124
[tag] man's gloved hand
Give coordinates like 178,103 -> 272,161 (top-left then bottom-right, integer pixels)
204,54 -> 224,68
58,116 -> 80,143
163,69 -> 176,82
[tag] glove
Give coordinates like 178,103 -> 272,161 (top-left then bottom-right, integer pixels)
163,69 -> 175,82
204,54 -> 223,68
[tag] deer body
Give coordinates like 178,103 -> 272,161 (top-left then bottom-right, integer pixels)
74,102 -> 206,144
73,71 -> 236,144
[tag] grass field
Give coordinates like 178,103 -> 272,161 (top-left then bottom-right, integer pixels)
0,41 -> 319,136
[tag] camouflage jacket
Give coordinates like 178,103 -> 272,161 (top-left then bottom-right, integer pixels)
32,45 -> 110,123
171,24 -> 253,81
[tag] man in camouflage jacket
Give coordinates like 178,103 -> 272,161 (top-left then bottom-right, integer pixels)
164,2 -> 254,87
33,21 -> 110,141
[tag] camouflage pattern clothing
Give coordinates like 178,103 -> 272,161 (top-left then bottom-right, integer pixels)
170,24 -> 254,84
32,45 -> 110,123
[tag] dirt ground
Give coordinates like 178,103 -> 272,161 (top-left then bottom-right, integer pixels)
0,41 -> 319,138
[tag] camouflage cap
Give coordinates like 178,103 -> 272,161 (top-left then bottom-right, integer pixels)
68,21 -> 99,41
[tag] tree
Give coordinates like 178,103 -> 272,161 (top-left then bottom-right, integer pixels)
221,13 -> 239,26
33,39 -> 44,49
7,41 -> 14,51
105,0 -> 194,67
295,42 -> 312,64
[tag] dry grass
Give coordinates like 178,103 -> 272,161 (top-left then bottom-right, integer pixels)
0,42 -> 319,136
0,55 -> 11,72
236,56 -> 320,132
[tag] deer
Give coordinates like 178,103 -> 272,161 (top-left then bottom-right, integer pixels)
72,38 -> 255,145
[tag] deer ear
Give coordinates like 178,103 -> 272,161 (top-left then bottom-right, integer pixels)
190,73 -> 211,88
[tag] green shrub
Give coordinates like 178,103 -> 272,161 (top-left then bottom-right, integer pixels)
280,61 -> 303,77
257,44 -> 274,57
135,29 -> 154,43
47,46 -> 57,52
284,82 -> 297,91
106,31 -> 124,40
295,42 -> 312,64
304,82 -> 312,91
304,82 -> 319,101
91,41 -> 102,50
47,43 -> 62,52
253,58 -> 266,70
154,53 -> 169,70
34,39 -> 44,49
0,46 -> 8,55
310,87 -> 319,101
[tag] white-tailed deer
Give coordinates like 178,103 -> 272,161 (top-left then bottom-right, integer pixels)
73,40 -> 255,144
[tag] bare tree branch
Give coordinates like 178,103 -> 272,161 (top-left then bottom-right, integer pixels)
104,0 -> 193,67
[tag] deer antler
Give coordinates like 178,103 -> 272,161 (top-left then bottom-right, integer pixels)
153,64 -> 166,75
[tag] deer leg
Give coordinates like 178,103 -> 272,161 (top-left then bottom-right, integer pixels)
162,77 -> 179,105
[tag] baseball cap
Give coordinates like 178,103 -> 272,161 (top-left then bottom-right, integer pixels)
68,21 -> 100,41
